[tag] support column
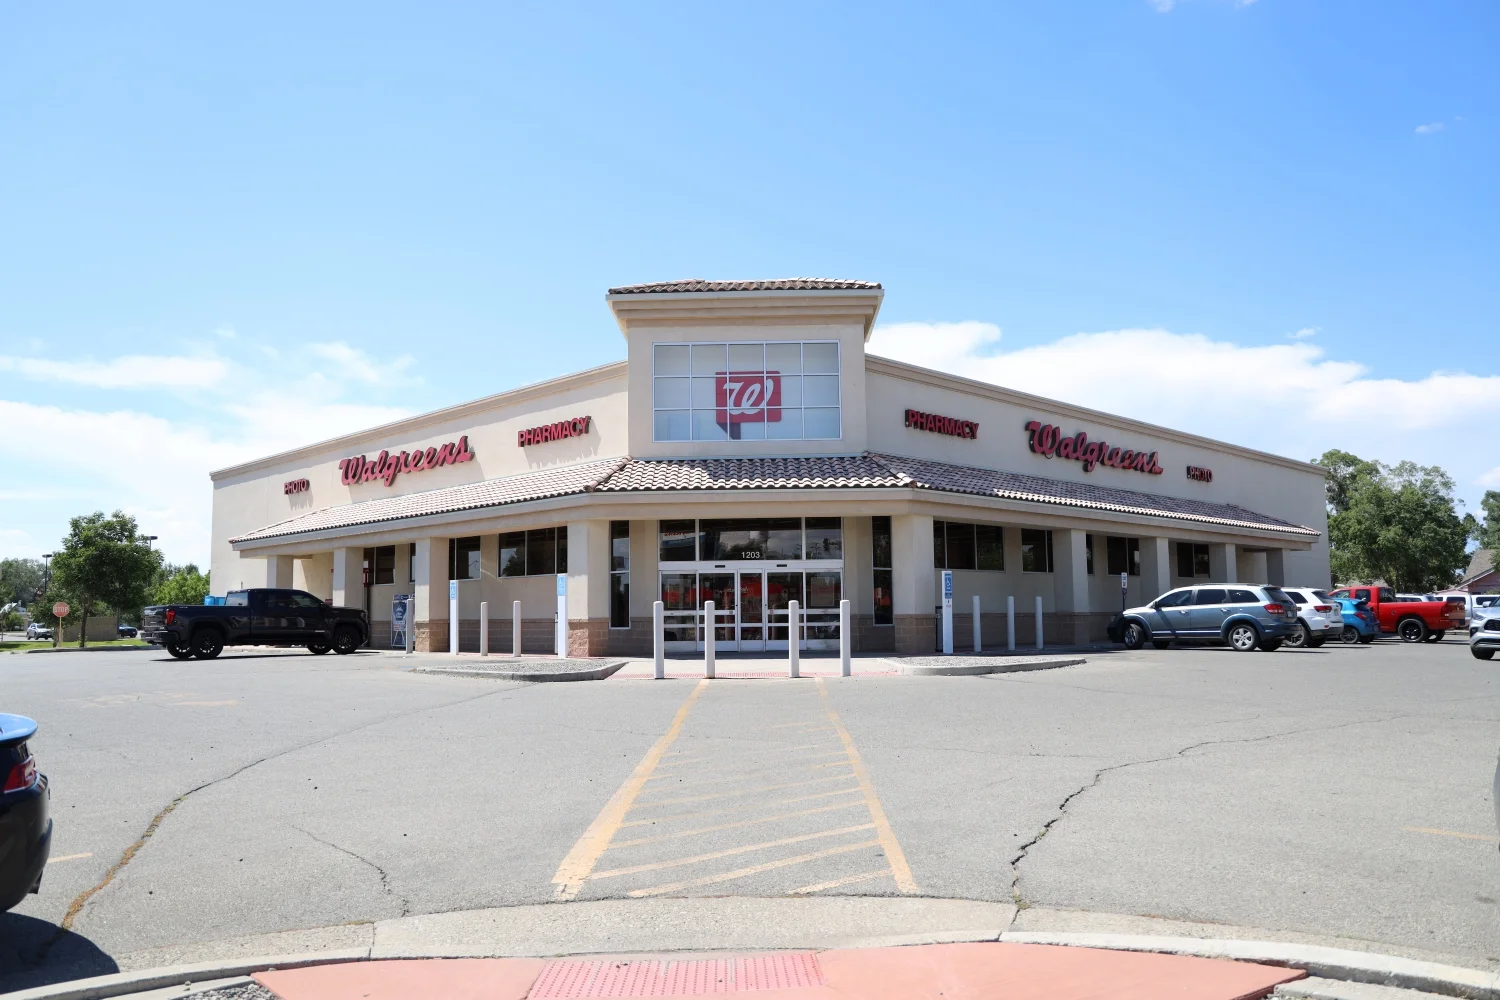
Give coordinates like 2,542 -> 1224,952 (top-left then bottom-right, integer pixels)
261,555 -> 293,589
565,520 -> 611,657
412,537 -> 448,652
331,548 -> 360,607
1210,542 -> 1238,583
891,514 -> 936,654
1264,549 -> 1286,587
1053,528 -> 1092,644
1141,537 -> 1172,602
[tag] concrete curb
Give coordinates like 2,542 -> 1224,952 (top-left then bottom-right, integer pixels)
410,660 -> 627,682
4,950 -> 369,1000
1000,932 -> 1500,1000
896,656 -> 1086,676
14,646 -> 152,654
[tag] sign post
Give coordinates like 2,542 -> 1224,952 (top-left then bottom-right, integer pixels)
555,574 -> 568,658
941,571 -> 954,656
449,579 -> 459,656
52,601 -> 68,649
1120,571 -> 1129,612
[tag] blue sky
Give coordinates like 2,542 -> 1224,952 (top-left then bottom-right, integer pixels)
2,1 -> 1496,567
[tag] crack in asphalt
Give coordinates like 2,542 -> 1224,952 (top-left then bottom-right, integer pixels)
296,827 -> 410,917
1006,712 -> 1411,907
28,682 -> 529,963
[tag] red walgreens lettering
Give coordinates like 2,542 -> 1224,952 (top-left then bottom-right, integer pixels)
339,435 -> 475,488
1024,420 -> 1162,476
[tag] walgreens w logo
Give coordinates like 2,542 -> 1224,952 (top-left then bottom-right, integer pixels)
715,372 -> 782,426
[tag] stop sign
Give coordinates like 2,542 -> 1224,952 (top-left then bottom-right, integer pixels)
52,601 -> 70,619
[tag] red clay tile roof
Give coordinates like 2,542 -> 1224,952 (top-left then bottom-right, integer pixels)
231,452 -> 1317,544
607,278 -> 882,295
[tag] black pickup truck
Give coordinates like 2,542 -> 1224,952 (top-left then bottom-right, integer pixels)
141,588 -> 370,660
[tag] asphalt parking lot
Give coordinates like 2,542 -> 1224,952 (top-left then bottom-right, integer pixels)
2,638 -> 1497,991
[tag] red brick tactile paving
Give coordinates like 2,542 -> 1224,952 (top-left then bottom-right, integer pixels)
252,943 -> 1305,1000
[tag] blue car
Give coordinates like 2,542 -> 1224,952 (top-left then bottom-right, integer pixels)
1333,597 -> 1377,644
1,713 -> 50,911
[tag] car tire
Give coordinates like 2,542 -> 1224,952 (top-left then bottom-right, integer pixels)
1358,633 -> 1375,644
1259,637 -> 1284,651
1227,623 -> 1259,652
190,628 -> 224,660
307,639 -> 331,655
166,642 -> 193,660
1151,639 -> 1171,650
1286,622 -> 1312,648
1309,637 -> 1326,648
1473,648 -> 1495,660
332,626 -> 361,655
1341,625 -> 1360,644
1397,617 -> 1428,643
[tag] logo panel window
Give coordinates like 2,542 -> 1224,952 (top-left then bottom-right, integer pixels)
651,341 -> 842,442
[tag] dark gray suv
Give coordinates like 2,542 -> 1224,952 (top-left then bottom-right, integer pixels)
1108,584 -> 1302,652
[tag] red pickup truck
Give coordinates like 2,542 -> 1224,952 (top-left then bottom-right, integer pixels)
1327,585 -> 1466,642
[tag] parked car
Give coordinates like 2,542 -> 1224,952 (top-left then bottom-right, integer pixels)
24,623 -> 51,641
1438,592 -> 1500,628
1,713 -> 50,911
1277,587 -> 1343,648
1108,584 -> 1301,652
140,588 -> 370,660
1471,609 -> 1500,661
1331,597 -> 1378,643
1327,585 -> 1467,642
117,624 -> 138,639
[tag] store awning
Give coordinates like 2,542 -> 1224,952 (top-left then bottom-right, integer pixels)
231,452 -> 1318,545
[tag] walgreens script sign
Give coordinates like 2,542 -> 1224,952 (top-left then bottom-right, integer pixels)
716,371 -> 781,429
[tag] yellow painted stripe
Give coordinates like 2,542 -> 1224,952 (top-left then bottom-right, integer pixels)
47,852 -> 93,864
628,838 -> 882,897
1403,826 -> 1500,843
650,747 -> 846,775
551,679 -> 708,899
817,677 -> 919,893
789,868 -> 891,894
645,758 -> 852,790
621,786 -> 863,828
635,772 -> 859,807
591,823 -> 875,880
611,799 -> 868,847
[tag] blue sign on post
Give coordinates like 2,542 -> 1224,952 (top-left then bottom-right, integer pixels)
557,574 -> 568,596
449,579 -> 458,601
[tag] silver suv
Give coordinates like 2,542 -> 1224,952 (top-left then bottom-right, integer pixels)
1471,606 -> 1500,661
1109,584 -> 1302,652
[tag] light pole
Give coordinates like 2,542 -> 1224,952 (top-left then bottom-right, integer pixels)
142,535 -> 157,550
41,553 -> 55,648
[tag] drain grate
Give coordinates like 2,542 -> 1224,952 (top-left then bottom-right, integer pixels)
529,953 -> 824,997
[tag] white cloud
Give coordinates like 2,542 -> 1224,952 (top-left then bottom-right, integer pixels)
1415,122 -> 1446,135
1478,467 -> 1500,489
1288,326 -> 1319,340
868,321 -> 1500,510
308,341 -> 416,384
0,354 -> 229,389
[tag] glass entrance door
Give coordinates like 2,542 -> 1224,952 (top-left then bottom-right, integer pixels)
701,573 -> 736,652
737,572 -> 766,651
659,569 -> 842,653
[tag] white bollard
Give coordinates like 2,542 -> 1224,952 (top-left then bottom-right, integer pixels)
1035,595 -> 1044,650
972,594 -> 981,653
788,600 -> 800,678
480,602 -> 489,657
449,581 -> 459,656
1007,596 -> 1016,651
653,600 -> 665,680
512,600 -> 522,657
839,599 -> 851,677
404,597 -> 414,655
704,600 -> 716,679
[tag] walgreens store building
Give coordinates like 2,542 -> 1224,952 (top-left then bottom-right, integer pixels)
211,279 -> 1328,655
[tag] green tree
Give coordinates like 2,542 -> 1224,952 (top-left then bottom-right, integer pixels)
49,511 -> 163,648
1475,490 -> 1500,555
152,564 -> 211,606
28,586 -> 79,647
0,557 -> 46,606
1317,451 -> 1472,591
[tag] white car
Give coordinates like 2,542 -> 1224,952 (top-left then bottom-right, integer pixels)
1441,592 -> 1500,629
25,622 -> 52,641
1279,587 -> 1343,648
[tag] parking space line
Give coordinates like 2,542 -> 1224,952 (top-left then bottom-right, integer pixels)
620,786 -> 863,827
635,772 -> 859,807
789,868 -> 890,894
651,747 -> 846,775
47,852 -> 93,864
610,801 -> 870,847
644,758 -> 852,790
591,823 -> 875,880
1403,826 -> 1500,843
816,677 -> 919,893
626,838 -> 883,897
551,679 -> 708,900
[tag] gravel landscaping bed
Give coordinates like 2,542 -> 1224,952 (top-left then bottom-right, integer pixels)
188,984 -> 277,1000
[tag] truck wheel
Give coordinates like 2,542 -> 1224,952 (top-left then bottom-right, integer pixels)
166,642 -> 193,660
307,639 -> 331,655
1227,623 -> 1259,652
191,628 -> 224,660
1425,631 -> 1445,642
332,626 -> 360,655
1397,618 -> 1428,643
1473,648 -> 1495,660
1341,626 -> 1360,644
1285,622 -> 1312,648
1121,621 -> 1147,650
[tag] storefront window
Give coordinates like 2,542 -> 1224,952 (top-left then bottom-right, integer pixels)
1085,535 -> 1095,575
652,341 -> 841,442
934,521 -> 1004,572
872,516 -> 893,627
1020,529 -> 1054,573
1107,537 -> 1142,576
610,521 -> 630,628
805,518 -> 842,559
449,536 -> 482,580
977,525 -> 1004,571
1177,542 -> 1210,578
660,572 -> 698,641
497,528 -> 566,577
364,545 -> 395,585
659,520 -> 698,562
